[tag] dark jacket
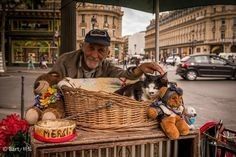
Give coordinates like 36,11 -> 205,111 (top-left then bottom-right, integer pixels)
50,50 -> 140,80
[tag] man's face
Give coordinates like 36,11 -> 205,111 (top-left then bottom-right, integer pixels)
82,42 -> 109,70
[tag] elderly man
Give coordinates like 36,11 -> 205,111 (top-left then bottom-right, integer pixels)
51,29 -> 165,79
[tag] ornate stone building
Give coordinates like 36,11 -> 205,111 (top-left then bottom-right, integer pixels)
145,5 -> 236,61
76,3 -> 124,59
0,0 -> 61,66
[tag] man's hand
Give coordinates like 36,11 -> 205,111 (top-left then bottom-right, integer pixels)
133,62 -> 165,77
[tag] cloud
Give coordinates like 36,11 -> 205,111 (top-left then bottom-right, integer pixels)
122,7 -> 154,36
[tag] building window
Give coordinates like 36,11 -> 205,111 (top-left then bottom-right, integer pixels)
213,7 -> 216,13
221,31 -> 225,39
12,40 -> 55,63
213,31 -> 215,39
233,17 -> 236,26
197,48 -> 201,52
104,15 -> 108,23
222,6 -> 225,12
82,14 -> 85,23
82,29 -> 85,37
221,19 -> 225,25
113,30 -> 115,36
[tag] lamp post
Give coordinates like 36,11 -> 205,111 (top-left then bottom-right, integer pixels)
190,30 -> 195,55
0,0 -> 21,72
91,15 -> 97,30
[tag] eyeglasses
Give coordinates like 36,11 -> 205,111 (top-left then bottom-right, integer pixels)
90,29 -> 108,37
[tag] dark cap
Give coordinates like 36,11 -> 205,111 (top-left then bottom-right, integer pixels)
84,29 -> 111,46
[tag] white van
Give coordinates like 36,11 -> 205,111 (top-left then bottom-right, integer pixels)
166,56 -> 181,65
219,53 -> 236,60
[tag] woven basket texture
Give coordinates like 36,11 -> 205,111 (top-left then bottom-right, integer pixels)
62,86 -> 157,132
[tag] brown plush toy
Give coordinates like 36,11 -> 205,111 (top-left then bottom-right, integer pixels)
25,72 -> 65,125
147,84 -> 189,139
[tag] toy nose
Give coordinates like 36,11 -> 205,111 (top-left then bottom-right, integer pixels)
149,92 -> 154,95
194,113 -> 197,117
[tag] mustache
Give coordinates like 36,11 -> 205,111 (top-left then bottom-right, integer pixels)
87,56 -> 100,62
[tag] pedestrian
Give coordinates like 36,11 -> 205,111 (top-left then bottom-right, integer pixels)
49,29 -> 165,79
27,54 -> 35,70
41,57 -> 48,69
123,56 -> 128,69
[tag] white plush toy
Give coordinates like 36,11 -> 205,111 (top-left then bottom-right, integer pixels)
183,106 -> 197,130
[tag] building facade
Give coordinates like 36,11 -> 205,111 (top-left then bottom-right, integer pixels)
0,0 -> 61,66
76,3 -> 124,60
145,5 -> 236,61
128,31 -> 145,56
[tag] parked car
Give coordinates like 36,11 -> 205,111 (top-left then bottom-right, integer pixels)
166,56 -> 181,66
176,54 -> 236,80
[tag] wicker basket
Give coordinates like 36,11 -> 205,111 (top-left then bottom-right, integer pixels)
61,86 -> 157,132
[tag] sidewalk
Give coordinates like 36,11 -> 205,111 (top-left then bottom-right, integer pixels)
6,66 -> 51,74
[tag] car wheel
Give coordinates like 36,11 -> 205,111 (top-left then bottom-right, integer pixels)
186,70 -> 197,81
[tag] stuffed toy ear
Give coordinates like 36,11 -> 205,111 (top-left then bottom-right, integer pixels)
35,72 -> 62,86
157,87 -> 168,99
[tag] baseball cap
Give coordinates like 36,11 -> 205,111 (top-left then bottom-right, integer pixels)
84,29 -> 111,46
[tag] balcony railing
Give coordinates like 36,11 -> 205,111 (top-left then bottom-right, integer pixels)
204,38 -> 236,44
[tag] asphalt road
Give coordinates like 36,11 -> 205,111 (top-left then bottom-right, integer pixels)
0,65 -> 236,130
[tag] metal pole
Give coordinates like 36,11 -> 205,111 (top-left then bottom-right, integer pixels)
155,0 -> 160,63
21,76 -> 24,119
61,0 -> 76,55
0,4 -> 6,72
52,0 -> 56,61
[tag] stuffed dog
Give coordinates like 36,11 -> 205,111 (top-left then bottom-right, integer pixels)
183,106 -> 197,129
25,72 -> 65,125
147,84 -> 189,139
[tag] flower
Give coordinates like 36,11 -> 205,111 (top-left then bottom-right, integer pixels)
0,114 -> 30,154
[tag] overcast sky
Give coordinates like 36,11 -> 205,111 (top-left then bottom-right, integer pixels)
121,7 -> 155,37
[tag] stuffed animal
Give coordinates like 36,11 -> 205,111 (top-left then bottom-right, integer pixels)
25,72 -> 65,125
183,106 -> 197,130
147,84 -> 190,139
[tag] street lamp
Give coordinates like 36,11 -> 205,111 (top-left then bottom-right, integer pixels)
0,0 -> 21,72
91,15 -> 97,30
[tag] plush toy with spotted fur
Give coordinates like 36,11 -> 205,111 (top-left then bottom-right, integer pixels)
25,72 -> 65,125
147,84 -> 189,139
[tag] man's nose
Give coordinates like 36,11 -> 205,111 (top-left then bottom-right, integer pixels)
90,49 -> 100,57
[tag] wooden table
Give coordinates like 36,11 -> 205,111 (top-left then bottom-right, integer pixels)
31,129 -> 200,157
